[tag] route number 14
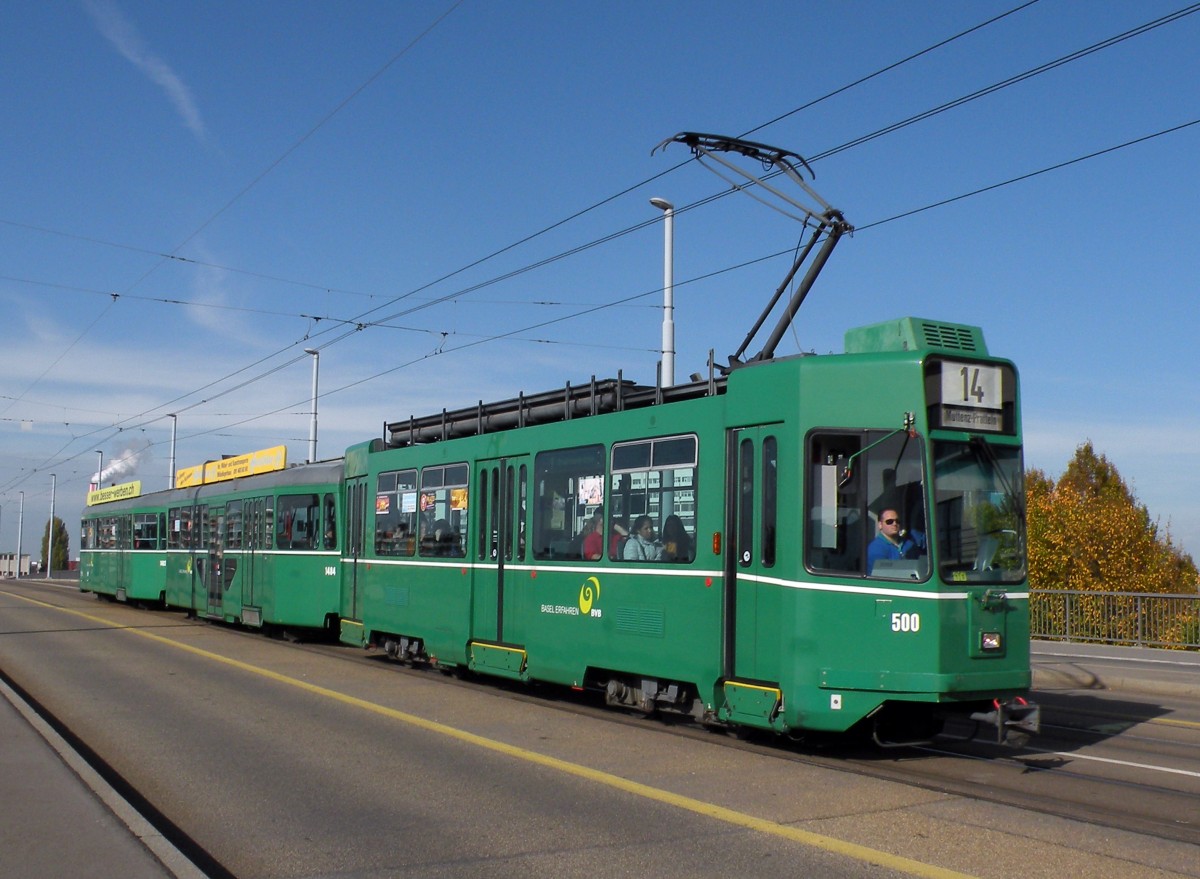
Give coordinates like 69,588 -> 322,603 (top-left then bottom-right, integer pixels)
942,361 -> 1001,411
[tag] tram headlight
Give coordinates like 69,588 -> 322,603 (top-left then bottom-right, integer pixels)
981,632 -> 1002,651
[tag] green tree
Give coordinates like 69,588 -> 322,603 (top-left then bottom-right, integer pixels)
41,516 -> 70,574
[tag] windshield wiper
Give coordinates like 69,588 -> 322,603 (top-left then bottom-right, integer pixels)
968,436 -> 1026,525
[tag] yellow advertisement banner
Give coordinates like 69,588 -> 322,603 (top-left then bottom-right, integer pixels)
174,445 -> 288,488
87,480 -> 142,506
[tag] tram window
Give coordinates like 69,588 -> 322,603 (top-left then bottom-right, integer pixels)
737,440 -> 753,567
932,441 -> 1026,584
115,516 -> 125,549
610,434 -> 697,564
805,431 -> 929,581
418,463 -> 469,557
323,494 -> 337,549
478,468 -> 492,561
533,445 -> 605,561
169,507 -> 201,550
277,494 -> 319,550
261,500 -> 272,548
134,513 -> 160,550
196,507 -> 211,549
504,464 -> 519,562
762,436 -> 778,567
81,520 -> 94,551
168,507 -> 184,549
96,517 -> 114,550
225,503 -> 243,550
375,469 -> 417,556
349,482 -> 365,557
517,463 -> 528,560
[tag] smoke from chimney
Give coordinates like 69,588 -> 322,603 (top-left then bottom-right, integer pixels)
92,440 -> 154,487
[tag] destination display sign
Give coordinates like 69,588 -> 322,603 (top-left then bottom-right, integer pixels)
926,359 -> 1015,434
175,445 -> 288,488
87,480 -> 142,506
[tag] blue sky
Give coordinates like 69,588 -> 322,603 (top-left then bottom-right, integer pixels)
2,1 -> 1198,563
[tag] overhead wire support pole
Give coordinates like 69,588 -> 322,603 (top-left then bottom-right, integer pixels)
309,351 -> 321,462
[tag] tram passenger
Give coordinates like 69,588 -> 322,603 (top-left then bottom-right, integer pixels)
419,518 -> 441,556
608,517 -> 629,559
324,498 -> 337,549
867,508 -> 925,574
660,514 -> 692,563
582,509 -> 604,560
623,515 -> 663,561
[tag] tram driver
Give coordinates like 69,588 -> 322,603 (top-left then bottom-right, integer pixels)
867,508 -> 926,574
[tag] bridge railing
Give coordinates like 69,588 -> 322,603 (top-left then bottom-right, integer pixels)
1030,590 -> 1200,648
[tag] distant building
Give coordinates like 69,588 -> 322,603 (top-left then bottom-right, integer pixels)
0,553 -> 31,577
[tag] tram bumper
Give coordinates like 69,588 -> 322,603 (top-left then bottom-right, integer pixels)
967,697 -> 1040,745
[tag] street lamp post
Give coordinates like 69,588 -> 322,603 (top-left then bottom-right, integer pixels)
47,473 -> 55,579
649,198 -> 675,388
16,491 -> 23,579
304,348 -> 320,463
168,414 -> 177,489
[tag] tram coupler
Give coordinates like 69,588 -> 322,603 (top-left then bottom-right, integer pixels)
968,697 -> 1040,744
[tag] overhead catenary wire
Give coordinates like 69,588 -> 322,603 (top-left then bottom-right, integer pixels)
16,105 -> 1197,498
1,0 -> 1041,361
3,2 -> 1195,499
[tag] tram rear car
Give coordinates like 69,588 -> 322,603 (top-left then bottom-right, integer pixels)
81,495 -> 171,605
83,461 -> 345,632
343,316 -> 1037,743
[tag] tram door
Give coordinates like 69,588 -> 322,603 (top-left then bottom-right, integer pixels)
342,477 -> 368,622
723,426 -> 781,684
205,507 -> 225,618
474,456 -> 529,646
242,497 -> 267,611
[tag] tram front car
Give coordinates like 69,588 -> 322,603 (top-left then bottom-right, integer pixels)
786,317 -> 1039,745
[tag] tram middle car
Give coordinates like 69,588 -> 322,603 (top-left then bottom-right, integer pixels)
340,316 -> 1039,744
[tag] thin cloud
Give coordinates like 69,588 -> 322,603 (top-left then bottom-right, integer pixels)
84,0 -> 206,139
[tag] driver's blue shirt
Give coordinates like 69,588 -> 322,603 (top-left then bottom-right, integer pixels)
868,530 -> 926,573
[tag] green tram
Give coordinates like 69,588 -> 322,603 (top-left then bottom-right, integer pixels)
81,460 -> 344,632
80,490 -> 172,605
79,135 -> 1038,742
341,316 -> 1038,743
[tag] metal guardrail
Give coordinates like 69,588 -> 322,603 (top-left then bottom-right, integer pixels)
1030,590 -> 1200,648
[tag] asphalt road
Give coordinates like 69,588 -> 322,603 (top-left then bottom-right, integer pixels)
2,580 -> 1197,879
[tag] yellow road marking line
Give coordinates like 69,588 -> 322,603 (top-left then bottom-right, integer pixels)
5,590 -> 977,879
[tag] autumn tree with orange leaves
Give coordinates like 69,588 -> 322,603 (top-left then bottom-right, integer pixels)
1026,442 -> 1197,645
1026,442 -> 1196,594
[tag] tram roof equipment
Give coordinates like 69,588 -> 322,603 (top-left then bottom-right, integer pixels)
653,132 -> 854,369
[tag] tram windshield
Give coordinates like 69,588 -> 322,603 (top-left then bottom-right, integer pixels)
932,439 -> 1026,584
806,429 -> 929,581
